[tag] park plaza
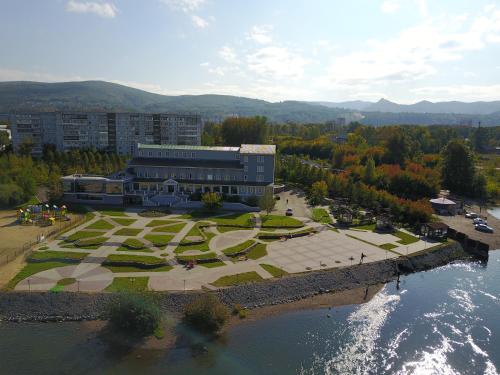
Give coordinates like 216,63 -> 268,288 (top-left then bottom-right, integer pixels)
61,143 -> 276,206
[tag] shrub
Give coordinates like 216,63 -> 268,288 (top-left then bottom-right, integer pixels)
106,293 -> 162,337
202,192 -> 222,211
245,195 -> 259,207
183,294 -> 229,333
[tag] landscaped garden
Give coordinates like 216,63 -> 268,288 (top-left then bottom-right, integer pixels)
261,214 -> 304,228
312,208 -> 333,224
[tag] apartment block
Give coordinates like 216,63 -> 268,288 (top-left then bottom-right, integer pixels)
9,112 -> 202,156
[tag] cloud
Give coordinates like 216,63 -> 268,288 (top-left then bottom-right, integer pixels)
219,46 -> 239,64
191,15 -> 209,28
325,6 -> 500,86
65,0 -> 117,18
410,84 -> 500,101
381,0 -> 400,14
160,0 -> 206,12
247,25 -> 273,44
247,46 -> 309,79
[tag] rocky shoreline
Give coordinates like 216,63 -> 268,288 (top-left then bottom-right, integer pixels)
0,241 -> 472,322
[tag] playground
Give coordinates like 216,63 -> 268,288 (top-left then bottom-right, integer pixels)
3,204 -> 443,292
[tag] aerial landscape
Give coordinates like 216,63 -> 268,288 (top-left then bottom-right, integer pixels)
0,1 -> 499,374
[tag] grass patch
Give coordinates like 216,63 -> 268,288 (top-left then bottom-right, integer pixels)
105,277 -> 149,292
146,219 -> 180,227
380,243 -> 398,250
111,218 -> 137,226
103,265 -> 173,273
75,237 -> 108,249
312,208 -> 332,224
260,264 -> 288,277
96,207 -> 127,217
65,230 -> 103,242
106,254 -> 166,265
57,277 -> 76,286
216,226 -> 252,233
176,252 -> 218,262
144,234 -> 174,248
355,223 -> 376,231
5,262 -> 69,290
29,251 -> 89,261
222,240 -> 256,256
261,215 -> 304,228
211,271 -> 264,287
211,213 -> 255,227
199,261 -> 226,268
151,222 -> 186,233
85,219 -> 114,230
394,230 -> 420,245
113,228 -> 143,236
175,228 -> 215,253
117,238 -> 152,253
246,243 -> 268,260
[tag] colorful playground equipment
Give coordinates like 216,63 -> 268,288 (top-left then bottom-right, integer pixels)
18,204 -> 68,226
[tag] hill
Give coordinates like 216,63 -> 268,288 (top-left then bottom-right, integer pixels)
0,81 -> 346,123
365,98 -> 500,115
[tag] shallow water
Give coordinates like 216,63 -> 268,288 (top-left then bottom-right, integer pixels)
1,251 -> 499,375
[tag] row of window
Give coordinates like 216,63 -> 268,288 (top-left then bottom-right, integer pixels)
135,170 -> 266,182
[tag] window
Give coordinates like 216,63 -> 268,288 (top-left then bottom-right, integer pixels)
244,156 -> 248,163
207,174 -> 213,181
148,151 -> 152,157
244,175 -> 248,181
257,165 -> 264,173
257,174 -> 264,182
257,155 -> 264,163
244,165 -> 248,172
224,175 -> 230,181
235,153 -> 240,159
191,152 -> 196,158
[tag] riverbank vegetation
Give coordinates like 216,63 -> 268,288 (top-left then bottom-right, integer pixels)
182,294 -> 229,334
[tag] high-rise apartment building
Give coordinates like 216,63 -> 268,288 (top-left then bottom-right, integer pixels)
9,112 -> 202,156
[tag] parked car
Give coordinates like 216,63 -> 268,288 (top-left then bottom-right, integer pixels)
475,223 -> 494,233
473,218 -> 487,225
465,212 -> 478,219
286,208 -> 294,216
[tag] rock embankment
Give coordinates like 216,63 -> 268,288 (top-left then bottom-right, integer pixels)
0,242 -> 469,322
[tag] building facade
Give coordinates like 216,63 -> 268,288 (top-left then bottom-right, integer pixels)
10,112 -> 202,156
61,143 -> 276,206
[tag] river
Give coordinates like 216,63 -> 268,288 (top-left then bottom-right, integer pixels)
1,251 -> 499,375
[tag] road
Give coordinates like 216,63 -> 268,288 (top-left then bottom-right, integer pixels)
273,189 -> 311,218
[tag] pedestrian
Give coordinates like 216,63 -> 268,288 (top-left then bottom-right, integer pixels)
286,198 -> 289,204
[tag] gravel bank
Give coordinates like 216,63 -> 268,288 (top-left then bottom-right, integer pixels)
0,241 -> 470,322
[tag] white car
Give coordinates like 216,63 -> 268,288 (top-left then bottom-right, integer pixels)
475,223 -> 494,233
473,218 -> 487,225
465,212 -> 478,219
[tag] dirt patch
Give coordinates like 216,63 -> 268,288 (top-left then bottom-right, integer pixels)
0,255 -> 26,289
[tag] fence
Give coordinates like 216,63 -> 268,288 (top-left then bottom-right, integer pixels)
0,215 -> 84,267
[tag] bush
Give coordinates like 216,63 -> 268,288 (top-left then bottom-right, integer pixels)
183,294 -> 229,333
245,195 -> 259,207
106,293 -> 162,337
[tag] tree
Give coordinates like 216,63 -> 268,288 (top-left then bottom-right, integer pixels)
18,139 -> 35,157
0,131 -> 10,152
363,157 -> 376,184
106,293 -> 162,337
202,192 -> 222,211
309,180 -> 328,205
441,140 -> 475,195
220,116 -> 268,146
258,190 -> 276,214
183,294 -> 229,334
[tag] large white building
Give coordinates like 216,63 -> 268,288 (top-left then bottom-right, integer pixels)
10,112 -> 202,156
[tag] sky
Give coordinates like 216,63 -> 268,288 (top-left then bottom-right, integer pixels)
1,0 -> 500,103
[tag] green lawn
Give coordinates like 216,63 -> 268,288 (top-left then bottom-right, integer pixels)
75,237 -> 108,249
211,271 -> 264,287
96,207 -> 127,217
261,215 -> 304,228
394,230 -> 420,245
105,254 -> 166,265
217,226 -> 252,233
380,243 -> 398,250
64,230 -> 103,242
117,238 -> 152,252
176,252 -> 219,262
176,227 -> 215,253
57,277 -> 76,286
199,261 -> 227,268
105,277 -> 149,292
29,251 -> 89,261
146,219 -> 180,227
312,208 -> 333,224
103,265 -> 173,273
5,262 -> 70,290
260,264 -> 288,277
246,243 -> 268,260
113,228 -> 143,236
85,219 -> 114,230
110,218 -> 137,226
222,240 -> 256,256
144,234 -> 174,248
211,213 -> 255,227
355,223 -> 376,231
151,222 -> 186,233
